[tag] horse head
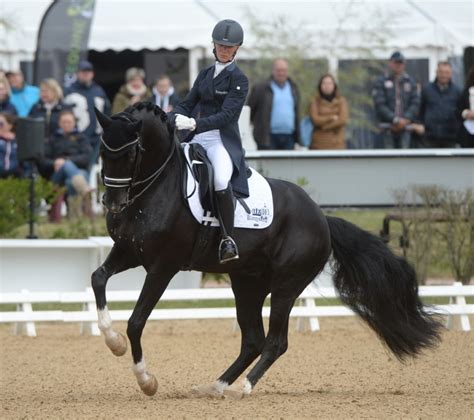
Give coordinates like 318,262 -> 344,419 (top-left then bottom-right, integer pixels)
95,103 -> 175,213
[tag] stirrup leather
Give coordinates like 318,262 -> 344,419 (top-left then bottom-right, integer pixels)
219,236 -> 239,263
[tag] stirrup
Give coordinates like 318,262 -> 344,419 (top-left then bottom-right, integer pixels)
219,236 -> 239,264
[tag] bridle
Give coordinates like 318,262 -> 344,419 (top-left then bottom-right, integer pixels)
100,120 -> 176,213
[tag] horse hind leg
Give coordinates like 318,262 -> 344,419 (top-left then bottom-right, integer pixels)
91,245 -> 137,357
224,290 -> 295,399
191,272 -> 269,398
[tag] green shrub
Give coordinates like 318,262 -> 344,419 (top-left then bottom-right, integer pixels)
0,176 -> 61,237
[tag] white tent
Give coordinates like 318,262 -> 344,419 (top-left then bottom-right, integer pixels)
1,0 -> 473,82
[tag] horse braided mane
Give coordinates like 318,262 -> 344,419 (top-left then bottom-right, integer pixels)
123,101 -> 169,123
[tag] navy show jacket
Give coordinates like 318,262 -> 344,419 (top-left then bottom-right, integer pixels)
173,62 -> 249,197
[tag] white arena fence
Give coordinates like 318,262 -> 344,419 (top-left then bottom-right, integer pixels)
0,283 -> 472,337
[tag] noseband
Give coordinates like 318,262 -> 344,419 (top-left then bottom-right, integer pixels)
100,121 -> 176,212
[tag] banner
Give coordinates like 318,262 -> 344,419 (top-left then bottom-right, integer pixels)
34,0 -> 96,88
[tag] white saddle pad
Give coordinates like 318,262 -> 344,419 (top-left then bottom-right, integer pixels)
183,144 -> 274,229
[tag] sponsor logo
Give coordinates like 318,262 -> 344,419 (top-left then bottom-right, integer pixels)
247,206 -> 271,224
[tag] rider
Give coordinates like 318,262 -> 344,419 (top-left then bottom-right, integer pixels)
173,19 -> 249,264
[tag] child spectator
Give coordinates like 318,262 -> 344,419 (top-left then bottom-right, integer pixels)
309,74 -> 349,149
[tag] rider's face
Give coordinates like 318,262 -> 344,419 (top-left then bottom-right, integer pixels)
215,43 -> 239,63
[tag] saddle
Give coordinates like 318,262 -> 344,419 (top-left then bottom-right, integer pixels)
183,143 -> 251,216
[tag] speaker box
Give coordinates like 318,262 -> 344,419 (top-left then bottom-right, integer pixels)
16,117 -> 45,161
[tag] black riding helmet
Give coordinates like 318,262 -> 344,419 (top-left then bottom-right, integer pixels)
212,19 -> 244,46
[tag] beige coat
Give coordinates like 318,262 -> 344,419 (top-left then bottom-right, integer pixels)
309,95 -> 348,149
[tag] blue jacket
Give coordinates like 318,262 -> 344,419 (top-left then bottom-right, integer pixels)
420,79 -> 462,141
372,72 -> 420,123
173,63 -> 249,197
64,81 -> 111,144
10,84 -> 40,117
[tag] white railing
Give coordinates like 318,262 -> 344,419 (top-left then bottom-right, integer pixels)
1,282 -> 472,336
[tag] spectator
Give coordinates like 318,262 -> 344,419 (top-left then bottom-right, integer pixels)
247,58 -> 300,150
0,76 -> 17,115
418,62 -> 462,148
6,69 -> 40,117
149,75 -> 180,112
457,65 -> 474,148
41,110 -> 93,218
64,60 -> 111,167
309,74 -> 348,149
0,113 -> 22,178
29,78 -> 72,139
112,67 -> 151,114
372,51 -> 420,148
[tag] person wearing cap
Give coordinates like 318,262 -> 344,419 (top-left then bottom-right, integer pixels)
172,19 -> 249,264
112,68 -> 151,114
247,58 -> 301,150
64,60 -> 111,167
372,51 -> 420,148
6,69 -> 40,117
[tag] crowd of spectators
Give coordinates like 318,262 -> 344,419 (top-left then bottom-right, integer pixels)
248,52 -> 473,150
0,52 -> 473,217
0,61 -> 180,219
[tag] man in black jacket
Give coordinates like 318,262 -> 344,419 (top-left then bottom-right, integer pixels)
247,58 -> 300,150
419,61 -> 462,148
372,51 -> 420,148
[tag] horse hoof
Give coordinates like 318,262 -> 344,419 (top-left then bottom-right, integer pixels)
105,332 -> 127,357
223,379 -> 252,400
139,374 -> 158,396
191,381 -> 226,398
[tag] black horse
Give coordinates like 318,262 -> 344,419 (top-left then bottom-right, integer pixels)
92,102 -> 442,398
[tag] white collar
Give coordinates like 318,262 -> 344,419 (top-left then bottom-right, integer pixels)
214,60 -> 234,78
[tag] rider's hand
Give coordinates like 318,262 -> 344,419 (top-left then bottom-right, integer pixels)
175,114 -> 196,131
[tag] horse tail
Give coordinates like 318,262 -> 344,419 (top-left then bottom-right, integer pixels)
326,216 -> 443,360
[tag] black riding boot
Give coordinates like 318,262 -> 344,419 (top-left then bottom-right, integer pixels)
215,186 -> 239,263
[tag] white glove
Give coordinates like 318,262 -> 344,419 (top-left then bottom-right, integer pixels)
175,114 -> 196,131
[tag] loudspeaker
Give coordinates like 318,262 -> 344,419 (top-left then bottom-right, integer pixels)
16,117 -> 45,161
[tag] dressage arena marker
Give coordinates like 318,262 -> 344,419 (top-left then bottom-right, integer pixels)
0,283 -> 472,337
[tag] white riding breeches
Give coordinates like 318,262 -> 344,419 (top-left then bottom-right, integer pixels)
190,130 -> 233,191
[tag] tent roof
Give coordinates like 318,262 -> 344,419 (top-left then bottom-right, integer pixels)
1,0 -> 472,56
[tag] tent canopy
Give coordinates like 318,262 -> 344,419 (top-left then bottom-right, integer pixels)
1,0 -> 472,57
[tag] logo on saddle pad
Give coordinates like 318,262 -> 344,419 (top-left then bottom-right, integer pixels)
183,144 -> 274,229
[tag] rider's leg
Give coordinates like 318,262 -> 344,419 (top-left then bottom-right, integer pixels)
206,141 -> 238,263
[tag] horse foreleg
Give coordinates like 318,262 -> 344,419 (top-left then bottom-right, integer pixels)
192,273 -> 269,398
127,268 -> 177,396
224,292 -> 294,399
91,244 -> 137,356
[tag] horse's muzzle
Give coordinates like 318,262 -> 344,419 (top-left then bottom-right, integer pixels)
102,193 -> 128,214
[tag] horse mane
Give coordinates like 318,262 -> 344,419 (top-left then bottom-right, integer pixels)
123,101 -> 169,123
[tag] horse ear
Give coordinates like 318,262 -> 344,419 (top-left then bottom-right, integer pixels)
94,107 -> 112,129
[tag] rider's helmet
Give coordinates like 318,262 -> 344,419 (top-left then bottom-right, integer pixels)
212,19 -> 244,46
